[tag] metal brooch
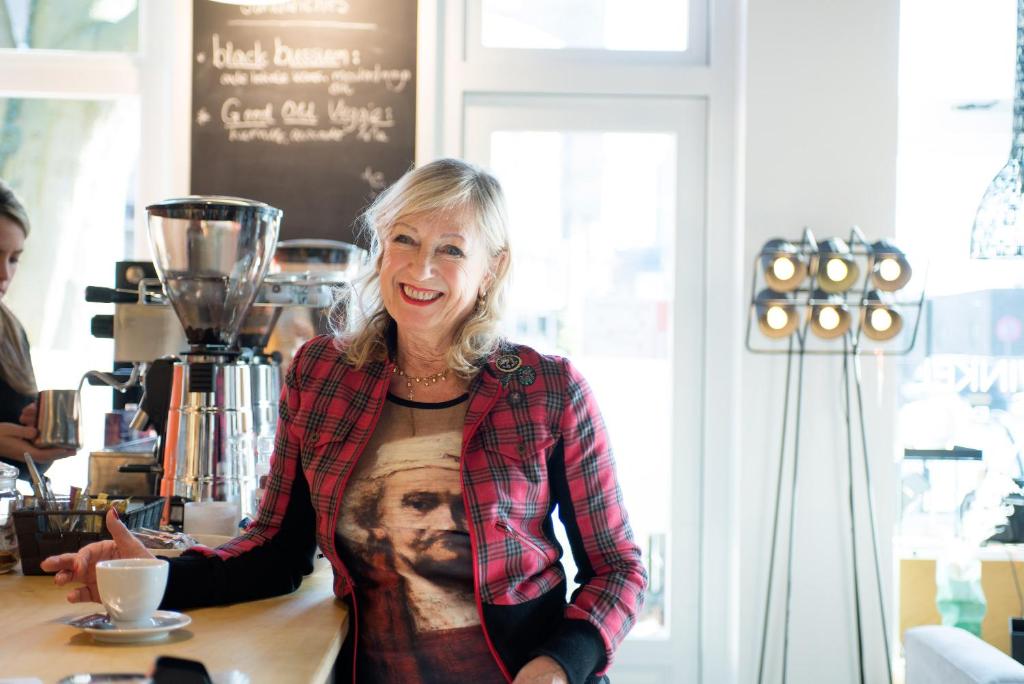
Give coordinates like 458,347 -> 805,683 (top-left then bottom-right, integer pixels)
496,353 -> 536,391
495,354 -> 522,373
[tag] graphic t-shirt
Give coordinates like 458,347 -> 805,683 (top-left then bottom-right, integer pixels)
335,393 -> 505,683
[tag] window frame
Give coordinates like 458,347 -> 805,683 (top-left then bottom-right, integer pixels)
465,0 -> 709,66
0,0 -> 192,255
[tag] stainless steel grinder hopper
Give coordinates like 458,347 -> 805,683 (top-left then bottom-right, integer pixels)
145,196 -> 281,522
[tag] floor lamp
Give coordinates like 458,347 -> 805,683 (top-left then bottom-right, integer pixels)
747,227 -> 924,684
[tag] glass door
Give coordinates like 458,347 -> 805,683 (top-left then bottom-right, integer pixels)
464,93 -> 706,680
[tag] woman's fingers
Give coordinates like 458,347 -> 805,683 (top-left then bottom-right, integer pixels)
19,402 -> 37,426
39,447 -> 76,460
45,540 -> 113,583
105,508 -> 152,558
0,423 -> 36,440
75,542 -> 110,579
66,585 -> 97,604
22,444 -> 75,463
44,513 -> 153,604
39,552 -> 78,575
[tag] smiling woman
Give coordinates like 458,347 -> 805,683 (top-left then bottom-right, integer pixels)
378,211 -> 501,388
339,158 -> 513,381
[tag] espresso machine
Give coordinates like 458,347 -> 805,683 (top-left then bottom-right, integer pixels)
85,202 -> 365,522
139,196 -> 281,522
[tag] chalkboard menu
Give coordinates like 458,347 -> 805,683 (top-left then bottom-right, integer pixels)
190,0 -> 416,244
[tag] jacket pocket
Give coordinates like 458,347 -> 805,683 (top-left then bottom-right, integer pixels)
494,519 -> 547,557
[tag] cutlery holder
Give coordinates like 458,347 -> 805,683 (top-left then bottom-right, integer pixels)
13,496 -> 164,575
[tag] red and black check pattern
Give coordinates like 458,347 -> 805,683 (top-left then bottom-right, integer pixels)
205,335 -> 647,677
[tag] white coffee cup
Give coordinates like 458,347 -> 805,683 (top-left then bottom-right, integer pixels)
183,501 -> 241,537
95,558 -> 169,628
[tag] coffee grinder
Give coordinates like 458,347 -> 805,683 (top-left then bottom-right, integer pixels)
144,196 -> 281,522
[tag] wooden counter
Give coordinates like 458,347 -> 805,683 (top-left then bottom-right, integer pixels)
0,558 -> 348,683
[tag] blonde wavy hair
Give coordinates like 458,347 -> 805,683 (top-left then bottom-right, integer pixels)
331,158 -> 511,378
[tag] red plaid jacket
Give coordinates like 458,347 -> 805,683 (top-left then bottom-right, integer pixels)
165,335 -> 647,683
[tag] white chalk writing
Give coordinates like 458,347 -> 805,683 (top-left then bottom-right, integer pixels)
195,12 -> 411,148
221,98 -> 275,129
211,34 -> 269,70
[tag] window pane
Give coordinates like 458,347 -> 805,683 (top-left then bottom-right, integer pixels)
896,0 -> 1024,549
1,0 -> 138,51
0,97 -> 138,491
490,130 -> 676,634
481,0 -> 689,52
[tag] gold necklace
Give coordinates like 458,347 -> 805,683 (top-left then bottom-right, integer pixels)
393,365 -> 449,400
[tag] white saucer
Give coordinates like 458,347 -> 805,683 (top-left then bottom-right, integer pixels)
69,610 -> 191,643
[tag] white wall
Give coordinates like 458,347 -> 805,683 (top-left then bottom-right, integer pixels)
739,1 -> 901,683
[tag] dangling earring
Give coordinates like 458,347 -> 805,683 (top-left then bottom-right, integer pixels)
477,290 -> 487,311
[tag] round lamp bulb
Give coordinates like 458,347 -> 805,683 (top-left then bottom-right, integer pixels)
870,308 -> 893,332
771,257 -> 796,282
765,306 -> 790,330
825,258 -> 849,283
878,257 -> 901,282
818,306 -> 841,331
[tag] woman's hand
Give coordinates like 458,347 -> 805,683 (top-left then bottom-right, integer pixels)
39,508 -> 154,603
18,402 -> 36,426
512,656 -> 568,684
0,422 -> 74,463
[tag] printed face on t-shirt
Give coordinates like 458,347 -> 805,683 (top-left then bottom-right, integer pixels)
374,464 -> 471,582
334,400 -> 507,681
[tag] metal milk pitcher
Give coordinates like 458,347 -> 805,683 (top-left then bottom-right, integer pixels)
35,389 -> 81,450
35,366 -> 143,451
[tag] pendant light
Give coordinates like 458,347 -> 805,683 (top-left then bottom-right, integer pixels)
970,0 -> 1024,258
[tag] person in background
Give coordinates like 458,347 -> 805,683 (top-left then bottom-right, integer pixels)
0,180 -> 74,480
42,159 -> 647,684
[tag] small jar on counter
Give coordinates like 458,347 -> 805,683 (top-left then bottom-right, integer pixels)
0,461 -> 22,573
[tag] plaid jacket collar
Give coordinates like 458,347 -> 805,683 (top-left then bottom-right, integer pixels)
353,349 -> 508,433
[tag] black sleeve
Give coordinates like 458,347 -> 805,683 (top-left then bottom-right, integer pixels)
527,439 -> 607,684
159,465 -> 318,610
530,621 -> 607,684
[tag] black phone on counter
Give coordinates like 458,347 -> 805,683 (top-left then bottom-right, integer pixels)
152,656 -> 213,684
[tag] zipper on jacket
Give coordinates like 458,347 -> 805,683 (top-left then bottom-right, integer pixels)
494,519 -> 547,558
460,388 -> 514,684
347,590 -> 361,683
